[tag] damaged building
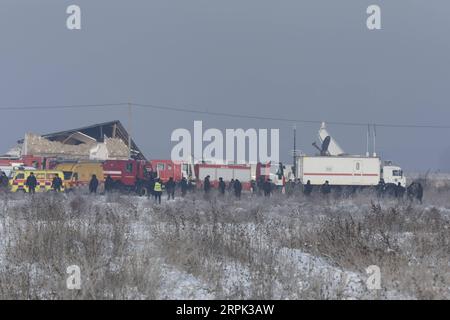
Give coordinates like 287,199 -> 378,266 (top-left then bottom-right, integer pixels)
8,120 -> 146,161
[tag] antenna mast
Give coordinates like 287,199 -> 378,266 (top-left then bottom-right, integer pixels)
366,124 -> 370,157
293,124 -> 297,178
373,124 -> 377,157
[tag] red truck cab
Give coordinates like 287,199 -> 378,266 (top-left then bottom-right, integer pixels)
103,159 -> 153,194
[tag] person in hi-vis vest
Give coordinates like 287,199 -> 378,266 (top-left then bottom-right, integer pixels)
153,178 -> 163,204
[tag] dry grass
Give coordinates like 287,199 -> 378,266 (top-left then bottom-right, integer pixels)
150,188 -> 450,299
0,184 -> 449,299
0,193 -> 161,299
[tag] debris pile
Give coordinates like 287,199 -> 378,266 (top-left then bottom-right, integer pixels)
22,133 -> 129,160
104,137 -> 129,159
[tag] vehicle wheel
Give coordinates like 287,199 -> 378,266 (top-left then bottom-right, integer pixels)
137,186 -> 147,197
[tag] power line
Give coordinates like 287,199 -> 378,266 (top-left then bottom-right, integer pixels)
0,103 -> 127,111
133,102 -> 322,124
132,102 -> 450,129
1,101 -> 450,129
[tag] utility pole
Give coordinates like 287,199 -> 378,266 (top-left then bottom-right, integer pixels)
366,124 -> 370,157
128,102 -> 132,159
373,124 -> 377,157
293,124 -> 297,178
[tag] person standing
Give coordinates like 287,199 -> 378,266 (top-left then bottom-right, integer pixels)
257,176 -> 264,196
203,175 -> 211,195
153,178 -> 162,204
407,182 -> 423,204
416,182 -> 423,204
146,176 -> 155,199
188,178 -> 195,192
250,180 -> 257,195
376,179 -> 386,198
180,177 -> 188,197
295,179 -> 302,195
166,177 -> 176,200
303,180 -> 313,196
228,179 -> 235,193
104,175 -> 114,193
218,177 -> 226,196
89,174 -> 99,194
320,181 -> 331,196
26,172 -> 37,194
234,179 -> 242,199
285,179 -> 294,197
51,174 -> 63,192
395,182 -> 405,199
0,171 -> 8,191
263,179 -> 272,197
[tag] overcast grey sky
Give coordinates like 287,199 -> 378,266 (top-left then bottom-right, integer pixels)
1,1 -> 450,172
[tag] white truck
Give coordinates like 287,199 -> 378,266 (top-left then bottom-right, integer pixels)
194,163 -> 253,190
297,156 -> 406,187
296,123 -> 406,187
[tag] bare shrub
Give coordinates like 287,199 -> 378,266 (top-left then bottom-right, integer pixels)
1,182 -> 449,300
0,193 -> 160,299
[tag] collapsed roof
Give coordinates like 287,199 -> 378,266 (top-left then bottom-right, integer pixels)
17,120 -> 146,160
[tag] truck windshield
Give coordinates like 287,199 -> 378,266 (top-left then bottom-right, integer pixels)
15,173 -> 25,180
392,170 -> 403,177
63,171 -> 73,180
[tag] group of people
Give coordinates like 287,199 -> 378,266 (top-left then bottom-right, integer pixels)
253,177 -> 315,197
15,172 -> 64,194
25,173 -> 101,195
146,176 -> 190,204
11,172 -> 114,195
141,174 -> 425,205
141,175 -> 332,203
253,177 -> 279,197
206,176 -> 243,199
258,179 -> 327,197
143,175 -> 245,204
88,174 -> 115,194
377,179 -> 423,203
1,169 -> 424,204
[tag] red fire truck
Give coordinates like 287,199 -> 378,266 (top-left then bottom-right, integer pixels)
102,159 -> 153,195
102,159 -> 194,195
149,160 -> 184,183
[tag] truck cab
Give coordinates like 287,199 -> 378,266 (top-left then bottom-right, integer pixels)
381,164 -> 406,187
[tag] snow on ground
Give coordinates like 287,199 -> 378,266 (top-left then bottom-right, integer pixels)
158,264 -> 215,300
0,181 -> 449,299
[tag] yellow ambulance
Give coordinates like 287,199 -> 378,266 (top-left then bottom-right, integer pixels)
54,162 -> 104,189
9,170 -> 68,193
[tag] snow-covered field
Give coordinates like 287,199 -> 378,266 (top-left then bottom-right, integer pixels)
0,183 -> 449,300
